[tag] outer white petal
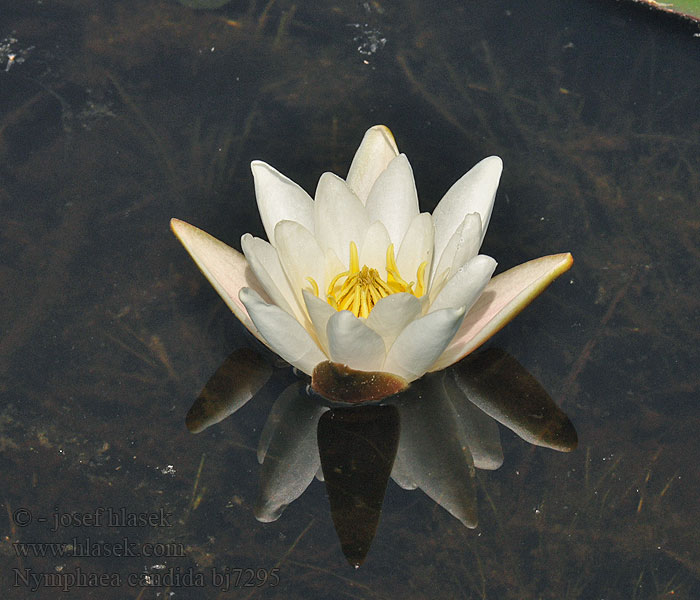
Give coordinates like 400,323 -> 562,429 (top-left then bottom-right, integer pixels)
302,289 -> 335,355
239,288 -> 326,375
432,156 -> 502,262
250,161 -> 314,246
430,253 -> 574,371
365,154 -> 419,248
359,220 -> 391,277
428,255 -> 497,314
170,219 -> 265,342
396,213 -> 434,288
327,310 -> 386,372
314,172 -> 369,265
429,213 -> 481,286
365,293 -> 422,349
382,306 -> 466,381
274,220 -> 325,310
241,233 -> 303,321
346,125 -> 399,204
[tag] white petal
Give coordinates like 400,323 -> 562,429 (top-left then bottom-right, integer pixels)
429,213 -> 481,286
313,172 -> 369,265
359,221 -> 391,278
428,255 -> 496,314
396,213 -> 434,289
365,293 -> 422,348
346,125 -> 399,204
250,161 -> 314,246
432,156 -> 502,262
241,234 -> 303,321
171,219 -> 265,342
302,289 -> 335,355
326,310 -> 386,371
430,253 -> 574,371
365,154 -> 419,248
382,307 -> 466,381
239,288 -> 326,375
273,220 -> 325,310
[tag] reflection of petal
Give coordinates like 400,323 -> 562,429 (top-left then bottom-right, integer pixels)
186,348 -> 272,433
255,383 -> 327,522
394,376 -> 478,528
441,374 -> 503,470
390,451 -> 417,490
318,405 -> 399,568
450,349 -> 578,452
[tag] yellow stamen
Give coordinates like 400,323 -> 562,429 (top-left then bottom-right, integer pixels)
316,241 -> 429,318
306,276 -> 319,297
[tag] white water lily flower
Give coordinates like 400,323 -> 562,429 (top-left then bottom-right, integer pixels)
171,125 -> 572,402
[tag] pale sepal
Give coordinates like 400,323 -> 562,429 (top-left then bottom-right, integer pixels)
170,219 -> 266,343
430,253 -> 574,371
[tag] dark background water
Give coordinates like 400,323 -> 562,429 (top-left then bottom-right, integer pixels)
1,0 -> 698,598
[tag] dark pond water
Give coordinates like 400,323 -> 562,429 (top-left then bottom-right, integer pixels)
1,0 -> 699,598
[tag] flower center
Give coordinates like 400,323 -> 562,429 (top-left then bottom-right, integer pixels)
307,241 -> 426,318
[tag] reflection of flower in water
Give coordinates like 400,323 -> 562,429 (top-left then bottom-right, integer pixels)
172,125 -> 572,405
187,348 -> 577,567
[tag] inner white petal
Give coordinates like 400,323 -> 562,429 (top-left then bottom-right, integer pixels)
365,293 -> 422,349
431,156 -> 502,263
274,220 -> 326,315
241,234 -> 305,323
250,161 -> 315,246
240,288 -> 327,375
314,172 -> 369,266
429,213 -> 482,287
359,221 -> 392,278
396,213 -> 434,291
382,306 -> 466,381
365,154 -> 419,248
428,255 -> 497,314
327,310 -> 387,372
346,125 -> 399,204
